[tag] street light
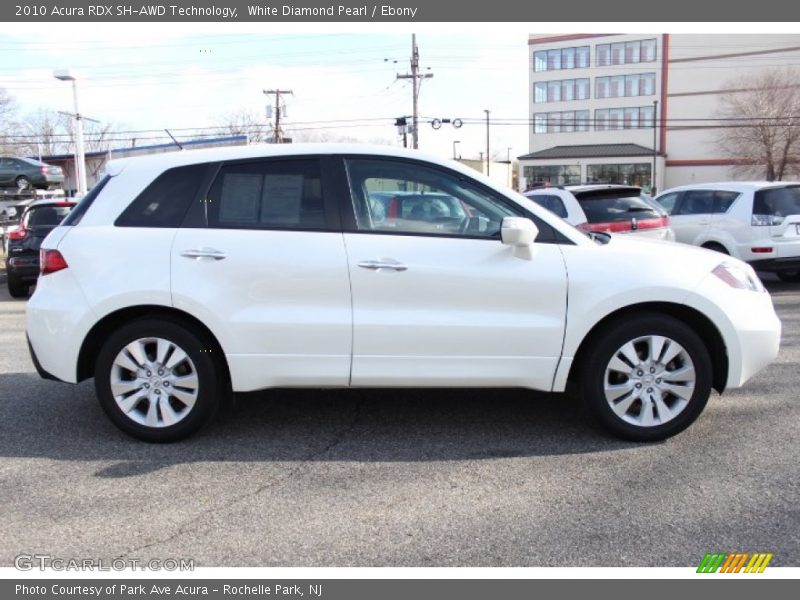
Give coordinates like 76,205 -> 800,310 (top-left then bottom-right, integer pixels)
453,140 -> 461,160
484,109 -> 490,176
54,69 -> 87,197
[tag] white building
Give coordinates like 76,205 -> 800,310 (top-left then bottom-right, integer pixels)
520,34 -> 800,193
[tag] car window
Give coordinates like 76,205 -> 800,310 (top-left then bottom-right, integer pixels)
62,175 -> 111,226
346,158 -> 520,238
754,186 -> 800,217
528,194 -> 568,218
655,192 -> 679,215
574,190 -> 660,223
675,190 -> 714,215
116,164 -> 207,228
207,159 -> 326,230
23,205 -> 73,227
712,191 -> 740,214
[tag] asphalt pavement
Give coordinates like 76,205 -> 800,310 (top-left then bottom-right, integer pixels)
0,278 -> 798,567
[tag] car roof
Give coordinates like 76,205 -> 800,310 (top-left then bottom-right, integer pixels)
658,181 -> 800,195
26,199 -> 76,209
105,143 -> 472,179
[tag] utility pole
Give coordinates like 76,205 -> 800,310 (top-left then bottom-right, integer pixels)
396,34 -> 433,149
264,89 -> 293,143
652,99 -> 659,195
484,109 -> 490,176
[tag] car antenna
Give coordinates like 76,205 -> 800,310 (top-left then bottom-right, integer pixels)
164,129 -> 184,150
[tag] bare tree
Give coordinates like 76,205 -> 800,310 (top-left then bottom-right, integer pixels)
717,68 -> 800,181
0,88 -> 18,154
12,109 -> 124,159
213,108 -> 270,143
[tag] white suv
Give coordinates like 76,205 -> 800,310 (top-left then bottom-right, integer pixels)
654,182 -> 800,282
27,144 -> 781,442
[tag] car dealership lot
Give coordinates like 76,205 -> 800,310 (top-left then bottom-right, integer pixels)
1,279 -> 798,567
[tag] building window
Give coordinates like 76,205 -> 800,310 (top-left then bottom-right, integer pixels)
533,110 -> 591,134
594,106 -> 657,131
534,77 -> 590,103
596,73 -> 656,98
533,45 -> 590,72
586,163 -> 652,187
523,165 -> 581,187
596,38 -> 657,67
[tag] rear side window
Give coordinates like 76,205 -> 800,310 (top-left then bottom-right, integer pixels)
206,159 -> 326,230
528,194 -> 568,218
754,186 -> 800,217
61,175 -> 111,226
23,204 -> 73,227
116,165 -> 207,228
575,190 -> 659,223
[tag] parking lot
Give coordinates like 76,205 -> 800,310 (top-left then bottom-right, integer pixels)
0,276 -> 798,568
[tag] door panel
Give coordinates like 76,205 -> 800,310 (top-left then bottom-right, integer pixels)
171,229 -> 352,390
344,233 -> 568,390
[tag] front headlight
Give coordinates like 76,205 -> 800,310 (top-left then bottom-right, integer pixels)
712,262 -> 766,292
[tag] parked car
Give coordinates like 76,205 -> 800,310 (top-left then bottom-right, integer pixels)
524,184 -> 674,241
5,199 -> 75,297
0,156 -> 65,191
653,182 -> 800,282
27,145 -> 780,443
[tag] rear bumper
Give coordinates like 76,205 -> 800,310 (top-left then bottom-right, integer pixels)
6,256 -> 39,282
27,335 -> 62,382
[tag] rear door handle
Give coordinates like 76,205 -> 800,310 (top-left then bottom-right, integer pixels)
357,259 -> 408,271
180,248 -> 226,260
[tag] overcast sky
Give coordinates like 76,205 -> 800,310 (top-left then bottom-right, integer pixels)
2,22 -> 794,162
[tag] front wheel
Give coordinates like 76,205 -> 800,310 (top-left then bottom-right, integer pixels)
94,319 -> 223,442
580,314 -> 713,442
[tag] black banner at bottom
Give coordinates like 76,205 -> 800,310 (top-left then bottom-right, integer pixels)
2,579 -> 794,600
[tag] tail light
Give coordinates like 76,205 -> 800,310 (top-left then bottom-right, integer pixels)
752,214 -> 783,226
8,224 -> 27,241
578,216 -> 669,234
40,249 -> 68,275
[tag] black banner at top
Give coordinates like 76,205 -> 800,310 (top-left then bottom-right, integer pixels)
4,0 -> 800,22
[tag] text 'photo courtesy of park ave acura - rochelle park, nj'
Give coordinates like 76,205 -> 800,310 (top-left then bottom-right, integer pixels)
0,7 -> 799,592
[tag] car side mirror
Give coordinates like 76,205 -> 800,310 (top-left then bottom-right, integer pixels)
500,217 -> 539,260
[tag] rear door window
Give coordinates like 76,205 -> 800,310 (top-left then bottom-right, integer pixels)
674,190 -> 714,215
23,204 -> 73,228
207,159 -> 327,230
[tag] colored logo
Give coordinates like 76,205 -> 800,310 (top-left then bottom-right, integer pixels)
697,552 -> 773,573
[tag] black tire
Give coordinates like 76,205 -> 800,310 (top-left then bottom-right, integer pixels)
15,176 -> 31,191
7,275 -> 29,298
702,242 -> 729,255
776,271 -> 800,283
580,313 -> 713,442
94,318 -> 224,442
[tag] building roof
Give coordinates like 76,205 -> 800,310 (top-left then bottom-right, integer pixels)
38,135 -> 249,162
519,143 -> 658,160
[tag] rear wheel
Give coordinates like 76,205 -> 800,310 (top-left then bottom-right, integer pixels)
94,319 -> 223,442
7,275 -> 29,298
776,271 -> 800,283
580,313 -> 713,441
702,242 -> 729,255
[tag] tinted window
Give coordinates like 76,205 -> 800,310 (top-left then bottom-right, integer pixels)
116,165 -> 206,228
574,190 -> 660,223
206,159 -> 325,230
712,191 -> 739,213
62,175 -> 111,226
528,194 -> 568,218
753,186 -> 800,217
346,158 -> 521,239
655,192 -> 679,215
674,190 -> 714,215
23,204 -> 73,227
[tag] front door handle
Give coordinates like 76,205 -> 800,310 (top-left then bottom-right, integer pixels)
180,248 -> 226,260
357,259 -> 408,271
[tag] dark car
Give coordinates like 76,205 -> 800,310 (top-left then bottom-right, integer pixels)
0,156 -> 65,191
5,199 -> 75,297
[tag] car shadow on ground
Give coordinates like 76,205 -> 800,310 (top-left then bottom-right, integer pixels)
0,374 -> 641,475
